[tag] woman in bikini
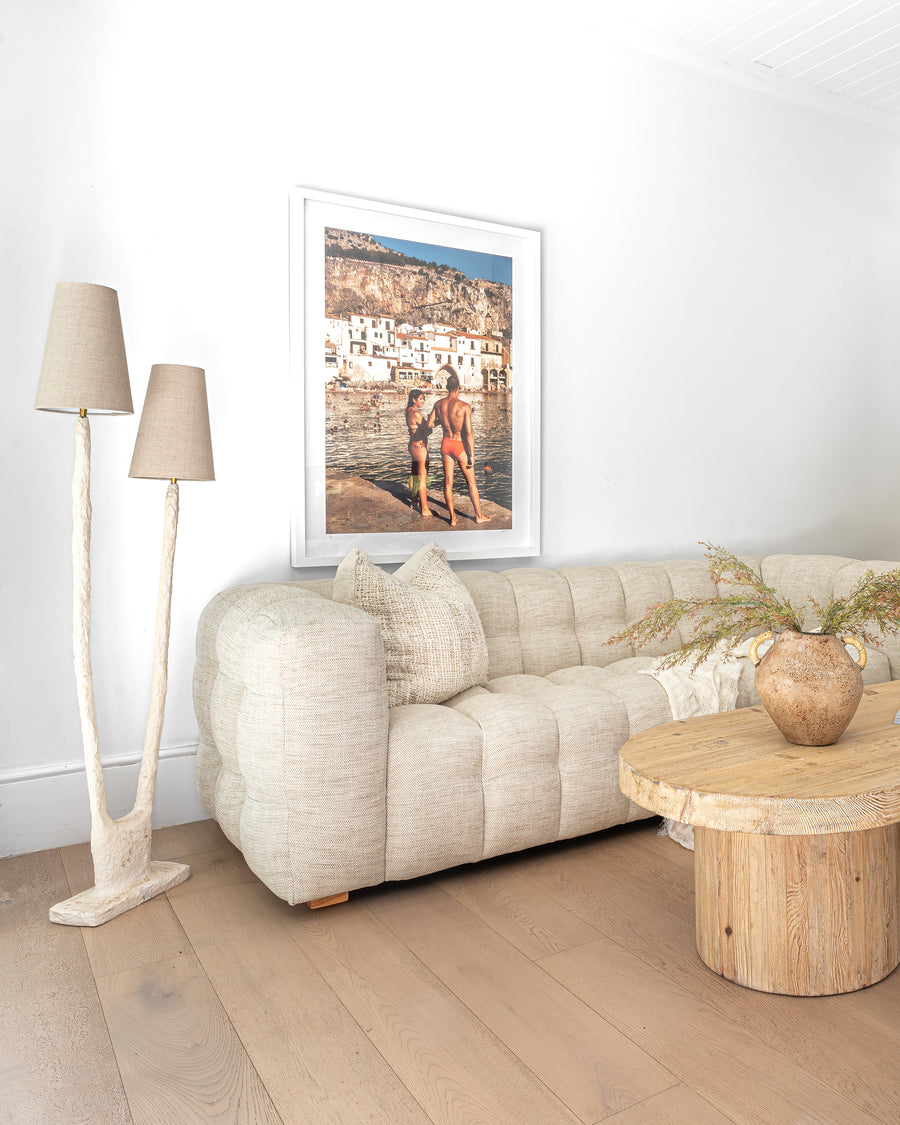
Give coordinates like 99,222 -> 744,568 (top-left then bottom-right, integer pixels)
405,389 -> 432,517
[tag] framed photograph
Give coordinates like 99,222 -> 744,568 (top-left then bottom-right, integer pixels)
290,188 -> 540,565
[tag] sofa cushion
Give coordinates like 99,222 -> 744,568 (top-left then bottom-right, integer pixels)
334,542 -> 489,707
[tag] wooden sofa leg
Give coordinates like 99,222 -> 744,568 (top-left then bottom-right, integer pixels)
307,892 -> 349,909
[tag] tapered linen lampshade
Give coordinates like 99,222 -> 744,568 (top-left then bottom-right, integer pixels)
129,364 -> 215,481
35,283 -> 133,414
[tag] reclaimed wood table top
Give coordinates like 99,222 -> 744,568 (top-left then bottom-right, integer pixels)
619,681 -> 900,836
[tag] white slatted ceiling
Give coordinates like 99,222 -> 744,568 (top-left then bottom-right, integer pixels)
630,0 -> 900,115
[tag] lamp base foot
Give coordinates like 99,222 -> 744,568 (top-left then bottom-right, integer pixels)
49,860 -> 190,927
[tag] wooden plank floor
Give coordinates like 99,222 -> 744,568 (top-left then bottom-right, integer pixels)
3,818 -> 899,1124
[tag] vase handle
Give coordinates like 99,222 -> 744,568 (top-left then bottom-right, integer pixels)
749,630 -> 773,667
841,634 -> 867,670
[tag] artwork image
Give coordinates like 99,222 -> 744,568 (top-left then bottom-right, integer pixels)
324,228 -> 512,535
291,190 -> 540,565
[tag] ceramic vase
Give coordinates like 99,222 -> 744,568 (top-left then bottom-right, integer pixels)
749,629 -> 867,746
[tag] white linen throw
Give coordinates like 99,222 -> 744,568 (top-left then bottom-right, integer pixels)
637,639 -> 757,849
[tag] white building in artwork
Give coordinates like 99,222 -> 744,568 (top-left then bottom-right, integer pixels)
347,315 -> 396,357
325,317 -> 351,378
421,324 -> 452,380
446,331 -> 510,389
451,331 -> 482,388
325,317 -> 349,349
396,333 -> 435,383
325,313 -> 510,388
423,324 -> 456,350
346,354 -> 394,381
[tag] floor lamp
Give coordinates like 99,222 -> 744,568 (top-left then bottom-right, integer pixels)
38,284 -> 214,924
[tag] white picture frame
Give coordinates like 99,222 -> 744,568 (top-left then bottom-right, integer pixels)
290,187 -> 541,565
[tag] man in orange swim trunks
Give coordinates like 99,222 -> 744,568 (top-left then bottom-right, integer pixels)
427,371 -> 490,527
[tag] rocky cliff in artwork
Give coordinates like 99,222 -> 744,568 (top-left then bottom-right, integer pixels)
324,228 -> 511,337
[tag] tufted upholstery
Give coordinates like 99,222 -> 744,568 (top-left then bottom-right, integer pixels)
193,554 -> 900,905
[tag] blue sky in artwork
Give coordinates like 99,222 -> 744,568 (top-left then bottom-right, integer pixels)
373,235 -> 512,286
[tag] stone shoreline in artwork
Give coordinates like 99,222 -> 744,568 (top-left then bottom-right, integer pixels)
324,470 -> 512,535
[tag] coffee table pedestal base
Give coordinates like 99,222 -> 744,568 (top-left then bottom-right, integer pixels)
694,824 -> 900,996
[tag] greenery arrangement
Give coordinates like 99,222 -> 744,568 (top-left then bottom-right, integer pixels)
607,543 -> 900,670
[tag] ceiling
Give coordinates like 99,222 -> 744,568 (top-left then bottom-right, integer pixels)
626,1 -> 900,125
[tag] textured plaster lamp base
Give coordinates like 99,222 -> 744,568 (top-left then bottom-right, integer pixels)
49,860 -> 190,927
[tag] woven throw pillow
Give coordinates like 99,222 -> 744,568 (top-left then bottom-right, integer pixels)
333,542 -> 489,707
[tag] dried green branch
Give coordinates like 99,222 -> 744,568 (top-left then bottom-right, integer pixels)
812,569 -> 900,645
606,543 -> 900,670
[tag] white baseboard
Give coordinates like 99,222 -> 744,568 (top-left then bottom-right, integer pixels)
0,745 -> 206,858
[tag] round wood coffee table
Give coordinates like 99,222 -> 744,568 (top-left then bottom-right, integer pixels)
619,682 -> 900,996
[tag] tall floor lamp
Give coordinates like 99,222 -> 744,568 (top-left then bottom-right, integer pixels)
38,284 -> 214,925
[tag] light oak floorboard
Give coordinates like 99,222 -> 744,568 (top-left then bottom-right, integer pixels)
78,892 -> 190,980
602,1083 -> 734,1124
6,818 -> 900,1123
0,850 -> 132,1125
147,818 -> 234,860
59,824 -> 279,1124
436,860 -> 602,959
280,891 -> 582,1124
543,936 -> 885,1125
165,843 -> 261,899
95,952 -> 280,1123
369,880 -> 676,1123
171,881 -> 429,1125
519,828 -> 900,1120
527,824 -> 696,928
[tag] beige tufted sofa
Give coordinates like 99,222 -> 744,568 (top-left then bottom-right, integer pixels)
193,553 -> 900,906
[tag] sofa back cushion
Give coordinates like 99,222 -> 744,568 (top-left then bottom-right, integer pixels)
458,560 -> 739,678
303,553 -> 900,682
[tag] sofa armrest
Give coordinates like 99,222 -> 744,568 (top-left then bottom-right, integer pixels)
193,582 -> 389,904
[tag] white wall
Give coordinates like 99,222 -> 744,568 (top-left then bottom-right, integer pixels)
4,2 -> 900,856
